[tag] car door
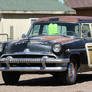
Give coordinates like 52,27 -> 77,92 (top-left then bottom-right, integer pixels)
82,23 -> 92,67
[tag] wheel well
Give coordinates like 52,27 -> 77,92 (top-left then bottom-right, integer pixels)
70,54 -> 81,69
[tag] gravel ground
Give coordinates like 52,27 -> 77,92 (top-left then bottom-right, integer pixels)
0,72 -> 92,92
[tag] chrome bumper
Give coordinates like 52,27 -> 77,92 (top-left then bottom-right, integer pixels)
0,56 -> 69,72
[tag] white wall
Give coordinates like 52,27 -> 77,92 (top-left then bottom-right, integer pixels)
1,18 -> 31,41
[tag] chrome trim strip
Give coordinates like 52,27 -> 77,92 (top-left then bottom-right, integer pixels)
0,58 -> 69,64
71,48 -> 85,52
88,48 -> 92,50
0,67 -> 67,72
66,48 -> 85,52
1,52 -> 56,58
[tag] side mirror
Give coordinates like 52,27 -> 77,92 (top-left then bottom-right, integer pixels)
22,34 -> 26,39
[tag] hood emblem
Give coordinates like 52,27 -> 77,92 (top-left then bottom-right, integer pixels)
24,49 -> 30,52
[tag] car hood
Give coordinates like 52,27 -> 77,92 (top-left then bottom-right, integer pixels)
30,36 -> 80,44
5,36 -> 80,54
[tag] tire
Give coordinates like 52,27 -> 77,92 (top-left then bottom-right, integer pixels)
2,71 -> 20,85
63,62 -> 77,85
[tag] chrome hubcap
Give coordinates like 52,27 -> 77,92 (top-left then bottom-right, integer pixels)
68,63 -> 75,80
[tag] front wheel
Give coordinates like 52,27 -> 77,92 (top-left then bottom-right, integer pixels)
63,62 -> 77,85
2,71 -> 20,85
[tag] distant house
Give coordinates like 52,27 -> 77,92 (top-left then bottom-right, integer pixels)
0,0 -> 75,41
65,0 -> 92,16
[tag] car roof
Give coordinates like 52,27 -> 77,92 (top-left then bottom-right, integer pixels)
36,16 -> 92,23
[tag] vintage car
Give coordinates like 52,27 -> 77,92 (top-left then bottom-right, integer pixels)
0,16 -> 92,85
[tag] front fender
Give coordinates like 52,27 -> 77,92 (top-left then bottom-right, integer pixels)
70,52 -> 81,57
69,52 -> 81,68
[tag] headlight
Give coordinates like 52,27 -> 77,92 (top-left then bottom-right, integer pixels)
0,43 -> 3,52
52,43 -> 61,53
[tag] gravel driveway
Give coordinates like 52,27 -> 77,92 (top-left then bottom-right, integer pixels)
0,72 -> 92,92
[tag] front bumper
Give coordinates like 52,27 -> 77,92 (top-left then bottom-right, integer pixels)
0,56 -> 69,72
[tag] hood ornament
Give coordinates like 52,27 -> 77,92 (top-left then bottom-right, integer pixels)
24,48 -> 30,52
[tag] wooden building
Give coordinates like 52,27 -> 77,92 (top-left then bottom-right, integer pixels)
65,0 -> 92,16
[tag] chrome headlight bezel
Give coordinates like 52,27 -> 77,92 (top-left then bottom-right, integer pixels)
52,43 -> 62,53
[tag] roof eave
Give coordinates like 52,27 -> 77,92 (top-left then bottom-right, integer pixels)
0,10 -> 76,15
73,7 -> 92,9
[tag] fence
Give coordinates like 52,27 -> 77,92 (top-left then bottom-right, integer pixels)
0,34 -> 9,42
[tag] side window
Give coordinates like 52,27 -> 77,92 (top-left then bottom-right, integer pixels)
58,26 -> 67,36
32,25 -> 40,36
48,24 -> 58,35
82,24 -> 91,37
42,25 -> 48,35
75,25 -> 79,34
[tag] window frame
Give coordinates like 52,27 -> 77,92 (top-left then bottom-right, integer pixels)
81,23 -> 92,38
27,22 -> 80,37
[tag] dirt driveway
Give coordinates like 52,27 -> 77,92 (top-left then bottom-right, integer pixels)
0,72 -> 92,92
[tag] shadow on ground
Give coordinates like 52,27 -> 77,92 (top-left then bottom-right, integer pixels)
0,74 -> 92,86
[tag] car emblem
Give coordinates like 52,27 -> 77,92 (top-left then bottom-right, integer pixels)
24,49 -> 30,52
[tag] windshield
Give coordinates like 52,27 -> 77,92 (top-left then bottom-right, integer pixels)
27,22 -> 80,37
